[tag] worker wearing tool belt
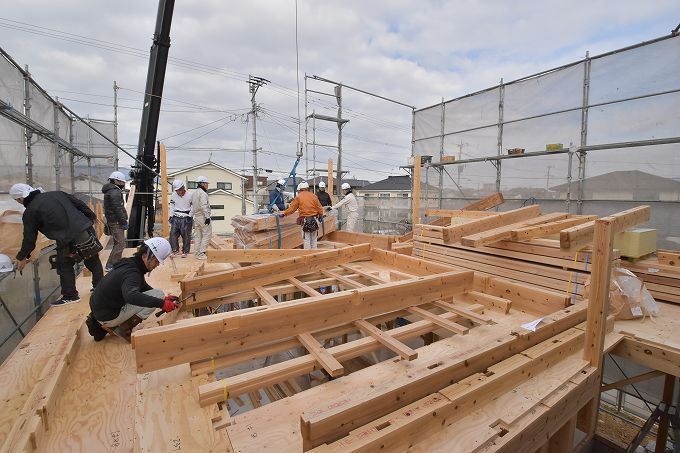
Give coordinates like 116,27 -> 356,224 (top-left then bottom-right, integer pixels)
279,182 -> 324,249
86,237 -> 179,342
102,171 -> 129,271
9,183 -> 104,306
191,176 -> 211,260
328,182 -> 359,232
169,180 -> 193,257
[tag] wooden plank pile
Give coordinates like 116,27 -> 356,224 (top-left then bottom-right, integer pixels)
622,255 -> 680,304
232,212 -> 336,249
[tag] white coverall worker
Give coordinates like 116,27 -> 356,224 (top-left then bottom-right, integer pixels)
331,183 -> 359,232
191,176 -> 212,259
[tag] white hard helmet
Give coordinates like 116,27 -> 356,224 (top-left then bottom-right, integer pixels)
144,237 -> 172,264
297,181 -> 309,191
0,254 -> 14,272
109,171 -> 126,182
196,176 -> 208,184
318,181 -> 326,189
172,180 -> 185,191
341,182 -> 351,190
277,179 -> 286,186
9,183 -> 36,200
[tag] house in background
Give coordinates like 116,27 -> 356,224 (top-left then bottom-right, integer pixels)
550,170 -> 680,201
167,161 -> 252,234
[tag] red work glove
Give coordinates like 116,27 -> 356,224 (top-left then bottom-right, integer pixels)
162,295 -> 179,313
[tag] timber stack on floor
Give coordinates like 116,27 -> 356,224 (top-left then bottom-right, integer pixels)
621,253 -> 680,305
232,213 -> 336,249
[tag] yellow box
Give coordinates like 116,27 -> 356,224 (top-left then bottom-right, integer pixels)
546,143 -> 564,151
613,228 -> 657,258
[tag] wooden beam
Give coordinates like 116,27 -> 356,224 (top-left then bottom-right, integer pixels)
324,231 -> 398,250
133,270 -> 474,372
611,337 -> 680,377
353,319 -> 417,361
206,249 -> 316,263
548,416 -> 577,453
511,216 -> 597,242
455,291 -> 511,314
443,205 -> 541,243
321,270 -> 365,289
462,192 -> 505,211
406,306 -> 468,335
560,206 -> 650,250
339,264 -> 389,284
423,209 -> 496,218
288,277 -> 322,297
460,212 -> 568,247
412,155 -> 421,225
327,158 -> 334,196
432,300 -> 493,324
655,374 -> 676,453
181,244 -> 372,306
159,143 -> 170,237
297,332 -> 344,378
657,250 -> 680,267
600,370 -> 663,392
254,286 -> 277,305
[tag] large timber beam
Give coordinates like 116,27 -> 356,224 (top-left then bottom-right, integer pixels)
133,270 -> 475,372
460,212 -> 568,247
181,244 -> 372,306
443,205 -> 541,243
560,206 -> 650,250
206,249 -> 317,263
510,215 -> 597,242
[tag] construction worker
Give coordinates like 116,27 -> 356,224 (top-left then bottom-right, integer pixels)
315,181 -> 332,207
86,237 -> 179,342
329,182 -> 359,232
278,182 -> 324,249
269,178 -> 286,212
9,183 -> 104,305
192,176 -> 211,260
102,171 -> 128,271
169,180 -> 192,257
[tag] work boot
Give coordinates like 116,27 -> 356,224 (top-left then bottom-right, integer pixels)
113,315 -> 144,342
86,313 -> 108,342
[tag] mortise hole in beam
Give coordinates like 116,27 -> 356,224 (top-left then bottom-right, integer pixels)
498,428 -> 509,437
427,362 -> 443,370
483,370 -> 494,377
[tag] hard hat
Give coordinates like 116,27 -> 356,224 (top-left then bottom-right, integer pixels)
277,179 -> 286,185
0,254 -> 14,272
297,182 -> 309,191
341,182 -> 351,190
109,171 -> 126,182
9,183 -> 37,200
196,176 -> 208,183
172,180 -> 185,191
318,181 -> 326,189
144,237 -> 172,264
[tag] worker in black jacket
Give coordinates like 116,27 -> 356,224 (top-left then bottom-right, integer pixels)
102,171 -> 129,271
86,237 -> 179,342
10,183 -> 104,306
315,181 -> 332,207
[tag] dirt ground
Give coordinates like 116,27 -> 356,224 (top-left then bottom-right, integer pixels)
597,403 -> 657,450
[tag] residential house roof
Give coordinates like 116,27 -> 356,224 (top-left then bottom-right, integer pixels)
168,161 -> 244,179
360,175 -> 412,191
550,170 -> 680,192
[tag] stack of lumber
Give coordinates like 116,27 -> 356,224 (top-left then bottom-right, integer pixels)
622,254 -> 680,304
231,213 -> 336,249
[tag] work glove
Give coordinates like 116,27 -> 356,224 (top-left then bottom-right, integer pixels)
162,295 -> 180,313
122,223 -> 129,230
205,218 -> 211,225
277,213 -> 285,218
325,206 -> 333,212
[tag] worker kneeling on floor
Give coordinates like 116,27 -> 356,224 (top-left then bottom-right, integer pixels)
86,237 -> 179,342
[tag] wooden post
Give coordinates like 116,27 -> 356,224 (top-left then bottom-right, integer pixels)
412,155 -> 421,226
655,374 -> 676,453
549,416 -> 577,452
327,158 -> 334,196
578,218 -> 614,437
159,143 -> 170,238
95,202 -> 104,238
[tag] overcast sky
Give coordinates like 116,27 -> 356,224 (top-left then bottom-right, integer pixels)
0,0 -> 678,184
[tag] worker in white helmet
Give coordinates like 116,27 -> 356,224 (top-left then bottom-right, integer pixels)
169,180 -> 193,257
86,237 -> 179,342
191,176 -> 211,260
269,178 -> 287,212
315,180 -> 332,208
328,182 -> 359,232
278,181 -> 324,249
102,171 -> 128,271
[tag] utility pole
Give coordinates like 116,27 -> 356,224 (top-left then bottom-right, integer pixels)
23,65 -> 32,185
546,165 -> 553,191
335,84 -> 343,197
249,75 -> 269,212
113,80 -> 119,170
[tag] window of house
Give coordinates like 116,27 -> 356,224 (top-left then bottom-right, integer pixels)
402,193 -> 409,198
217,182 -> 232,190
210,204 -> 224,210
211,216 -> 225,221
364,193 -> 372,197
379,193 -> 390,198
187,181 -> 198,189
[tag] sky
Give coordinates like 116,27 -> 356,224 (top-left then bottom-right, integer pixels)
0,0 -> 678,185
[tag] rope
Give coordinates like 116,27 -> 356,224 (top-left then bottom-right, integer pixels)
222,380 -> 229,402
275,214 -> 282,249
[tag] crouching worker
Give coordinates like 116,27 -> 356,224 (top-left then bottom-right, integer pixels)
86,237 -> 179,342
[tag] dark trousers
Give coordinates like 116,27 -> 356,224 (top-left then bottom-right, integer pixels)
56,239 -> 104,298
169,217 -> 192,254
105,222 -> 125,268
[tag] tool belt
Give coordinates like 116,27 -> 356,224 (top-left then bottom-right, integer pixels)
301,216 -> 319,233
72,228 -> 103,261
